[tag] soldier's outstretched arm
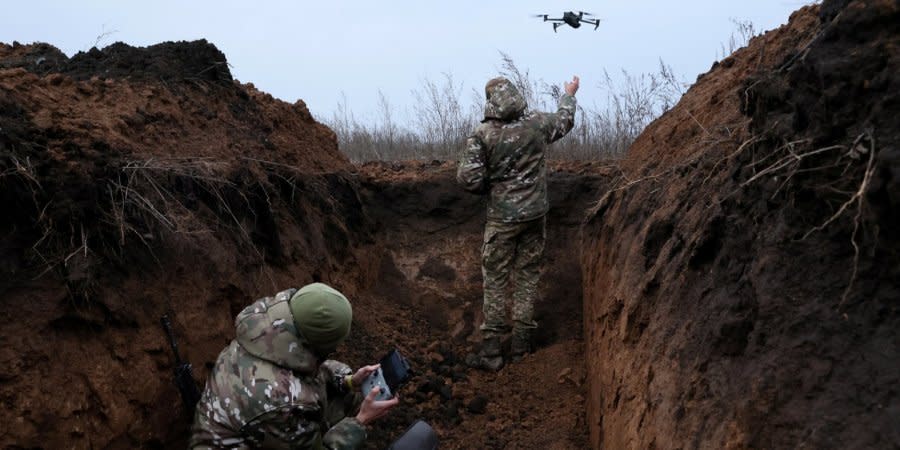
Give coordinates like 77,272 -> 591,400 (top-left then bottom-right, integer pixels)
540,75 -> 579,143
457,130 -> 489,193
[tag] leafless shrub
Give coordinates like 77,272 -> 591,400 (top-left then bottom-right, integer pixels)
553,59 -> 686,159
411,72 -> 476,159
498,51 -> 552,113
327,54 -> 686,162
326,92 -> 428,161
718,18 -> 759,59
86,24 -> 119,51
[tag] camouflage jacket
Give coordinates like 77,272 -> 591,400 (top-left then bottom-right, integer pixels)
190,289 -> 366,450
457,80 -> 576,222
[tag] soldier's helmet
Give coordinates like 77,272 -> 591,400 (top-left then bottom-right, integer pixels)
483,77 -> 527,122
289,283 -> 353,357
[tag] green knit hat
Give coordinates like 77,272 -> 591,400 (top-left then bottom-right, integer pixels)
289,283 -> 353,355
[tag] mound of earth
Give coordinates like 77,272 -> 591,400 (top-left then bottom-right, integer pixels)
582,1 -> 899,448
0,40 -> 376,448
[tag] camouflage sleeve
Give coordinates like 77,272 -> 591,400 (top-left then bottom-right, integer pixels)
320,359 -> 353,393
323,417 -> 367,450
457,129 -> 488,194
539,93 -> 577,143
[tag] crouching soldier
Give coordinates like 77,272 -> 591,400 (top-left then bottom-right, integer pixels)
190,283 -> 398,449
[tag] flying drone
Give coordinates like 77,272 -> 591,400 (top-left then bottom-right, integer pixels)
533,11 -> 601,32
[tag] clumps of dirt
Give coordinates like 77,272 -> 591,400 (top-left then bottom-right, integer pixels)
63,40 -> 233,84
0,40 -> 375,449
348,160 -> 614,449
582,1 -> 899,449
0,42 -> 67,72
1,39 -> 232,83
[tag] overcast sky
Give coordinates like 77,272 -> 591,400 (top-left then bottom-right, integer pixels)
2,1 -> 811,124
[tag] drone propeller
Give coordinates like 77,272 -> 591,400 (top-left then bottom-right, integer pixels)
579,11 -> 596,16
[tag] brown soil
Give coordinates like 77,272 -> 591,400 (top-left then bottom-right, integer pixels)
2,1 -> 898,447
0,40 -> 377,449
0,40 -> 614,449
350,160 -> 613,449
582,1 -> 899,449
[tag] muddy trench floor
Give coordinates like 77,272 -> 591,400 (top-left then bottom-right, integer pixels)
327,161 -> 613,449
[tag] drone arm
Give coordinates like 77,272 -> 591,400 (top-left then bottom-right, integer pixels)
581,18 -> 601,29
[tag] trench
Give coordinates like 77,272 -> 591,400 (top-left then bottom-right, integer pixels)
343,161 -> 614,449
5,6 -> 899,446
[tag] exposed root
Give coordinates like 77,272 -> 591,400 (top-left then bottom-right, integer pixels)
700,136 -> 761,187
685,109 -> 712,138
114,157 -> 277,288
799,131 -> 877,307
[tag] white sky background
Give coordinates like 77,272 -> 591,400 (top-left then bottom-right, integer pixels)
2,1 -> 812,126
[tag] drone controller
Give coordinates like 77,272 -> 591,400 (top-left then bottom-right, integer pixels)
361,349 -> 411,401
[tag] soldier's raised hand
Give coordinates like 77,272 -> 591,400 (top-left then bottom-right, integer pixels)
564,75 -> 580,96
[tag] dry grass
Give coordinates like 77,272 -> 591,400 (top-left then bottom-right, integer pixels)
324,54 -> 687,162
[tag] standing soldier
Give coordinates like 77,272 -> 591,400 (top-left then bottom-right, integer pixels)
458,75 -> 579,371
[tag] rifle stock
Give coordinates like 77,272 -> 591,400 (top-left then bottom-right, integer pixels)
160,314 -> 202,416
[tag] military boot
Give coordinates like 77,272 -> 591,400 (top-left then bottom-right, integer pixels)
509,331 -> 533,363
465,336 -> 504,371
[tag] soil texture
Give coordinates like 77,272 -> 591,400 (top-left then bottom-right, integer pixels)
2,1 -> 898,447
350,160 -> 613,449
0,40 -> 376,449
0,40 -> 614,449
582,2 -> 899,448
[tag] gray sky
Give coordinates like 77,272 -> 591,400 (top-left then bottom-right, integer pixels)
2,1 -> 810,124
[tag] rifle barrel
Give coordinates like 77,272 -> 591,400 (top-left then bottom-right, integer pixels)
160,315 -> 184,364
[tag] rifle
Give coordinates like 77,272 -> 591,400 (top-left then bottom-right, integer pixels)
160,314 -> 202,415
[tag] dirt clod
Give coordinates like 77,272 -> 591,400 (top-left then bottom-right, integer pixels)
467,396 -> 489,415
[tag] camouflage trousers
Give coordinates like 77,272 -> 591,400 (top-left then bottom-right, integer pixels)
480,216 -> 546,340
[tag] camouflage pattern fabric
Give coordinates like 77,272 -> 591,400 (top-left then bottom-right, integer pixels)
457,77 -> 576,223
190,288 -> 366,450
480,216 -> 546,340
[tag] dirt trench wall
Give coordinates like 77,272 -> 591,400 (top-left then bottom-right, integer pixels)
354,160 -> 614,449
0,41 -> 380,448
581,2 -> 899,449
